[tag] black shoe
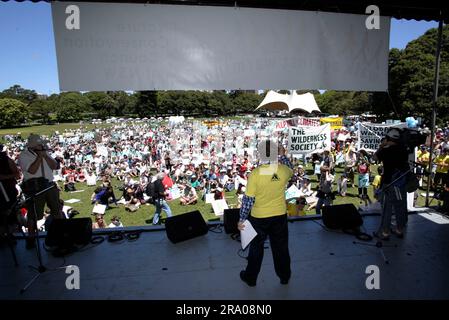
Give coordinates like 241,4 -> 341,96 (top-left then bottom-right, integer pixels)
280,278 -> 289,285
240,271 -> 256,287
373,231 -> 390,241
390,228 -> 404,239
26,238 -> 36,250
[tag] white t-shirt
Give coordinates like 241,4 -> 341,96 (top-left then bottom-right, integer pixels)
19,149 -> 55,182
108,222 -> 124,228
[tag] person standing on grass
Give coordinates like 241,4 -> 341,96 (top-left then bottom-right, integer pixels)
151,172 -> 173,225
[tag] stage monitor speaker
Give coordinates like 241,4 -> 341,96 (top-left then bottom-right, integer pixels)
223,208 -> 240,234
165,211 -> 208,243
45,218 -> 92,249
322,204 -> 363,230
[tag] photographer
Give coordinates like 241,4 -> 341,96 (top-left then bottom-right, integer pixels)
373,129 -> 409,240
0,144 -> 21,237
315,165 -> 334,215
18,135 -> 62,249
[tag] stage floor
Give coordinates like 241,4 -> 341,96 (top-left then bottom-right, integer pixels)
1,209 -> 449,300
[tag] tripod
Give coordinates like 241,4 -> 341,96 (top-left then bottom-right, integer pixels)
352,239 -> 398,264
20,183 -> 69,294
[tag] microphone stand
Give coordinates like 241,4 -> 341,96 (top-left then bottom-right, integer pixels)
20,183 -> 68,294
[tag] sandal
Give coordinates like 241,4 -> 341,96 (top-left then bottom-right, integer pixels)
373,231 -> 390,241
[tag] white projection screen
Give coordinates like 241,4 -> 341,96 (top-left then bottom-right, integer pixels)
51,2 -> 390,91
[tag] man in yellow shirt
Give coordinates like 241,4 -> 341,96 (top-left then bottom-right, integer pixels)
416,146 -> 430,187
433,148 -> 449,189
238,143 -> 293,287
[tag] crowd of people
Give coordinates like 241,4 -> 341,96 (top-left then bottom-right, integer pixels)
2,116 -> 448,248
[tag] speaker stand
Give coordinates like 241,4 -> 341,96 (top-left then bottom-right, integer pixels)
352,240 -> 397,264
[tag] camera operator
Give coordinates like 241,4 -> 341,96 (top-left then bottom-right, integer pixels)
373,129 -> 409,240
18,134 -> 63,249
0,144 -> 21,237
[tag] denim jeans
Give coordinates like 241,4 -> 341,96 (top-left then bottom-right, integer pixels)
153,198 -> 173,224
378,185 -> 408,233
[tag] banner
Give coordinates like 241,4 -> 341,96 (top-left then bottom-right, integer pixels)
52,2 -> 389,91
320,117 -> 344,130
275,117 -> 320,131
357,122 -> 406,151
288,124 -> 331,154
296,117 -> 320,127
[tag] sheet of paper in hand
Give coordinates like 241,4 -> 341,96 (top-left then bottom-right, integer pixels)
240,220 -> 257,250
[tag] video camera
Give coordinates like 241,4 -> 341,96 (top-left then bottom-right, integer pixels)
386,127 -> 428,152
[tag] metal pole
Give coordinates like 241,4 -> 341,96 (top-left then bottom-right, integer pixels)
425,18 -> 444,207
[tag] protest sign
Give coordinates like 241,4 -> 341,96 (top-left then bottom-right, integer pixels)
288,124 -> 331,154
357,122 -> 406,151
275,117 -> 320,132
320,117 -> 344,130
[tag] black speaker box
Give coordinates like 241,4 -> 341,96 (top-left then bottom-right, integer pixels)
223,208 -> 240,234
45,218 -> 92,248
165,211 -> 208,243
322,204 -> 363,230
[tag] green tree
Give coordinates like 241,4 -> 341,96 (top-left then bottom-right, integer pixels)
135,91 -> 158,117
232,92 -> 262,114
107,91 -> 135,116
0,98 -> 29,128
55,92 -> 90,122
382,25 -> 449,124
85,92 -> 118,119
28,99 -> 54,124
0,85 -> 38,104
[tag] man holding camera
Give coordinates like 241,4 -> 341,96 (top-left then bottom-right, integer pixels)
18,134 -> 62,249
373,129 -> 409,240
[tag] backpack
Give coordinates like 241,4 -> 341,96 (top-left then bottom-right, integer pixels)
358,163 -> 369,174
145,182 -> 156,204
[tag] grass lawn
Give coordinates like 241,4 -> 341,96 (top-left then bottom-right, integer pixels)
0,123 -> 114,138
2,123 -> 432,226
58,164 -> 431,227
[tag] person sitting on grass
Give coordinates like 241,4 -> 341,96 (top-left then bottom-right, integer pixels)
123,186 -> 140,212
92,214 -> 107,229
180,184 -> 198,205
91,182 -> 117,209
108,216 -> 124,228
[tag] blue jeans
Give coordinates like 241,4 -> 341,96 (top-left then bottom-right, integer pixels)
153,198 -> 172,224
378,185 -> 408,233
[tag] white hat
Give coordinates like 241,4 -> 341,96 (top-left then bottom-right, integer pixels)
186,170 -> 193,176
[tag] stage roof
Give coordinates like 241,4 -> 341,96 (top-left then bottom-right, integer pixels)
4,0 -> 448,23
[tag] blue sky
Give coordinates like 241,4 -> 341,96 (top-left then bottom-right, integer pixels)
0,2 -> 439,94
